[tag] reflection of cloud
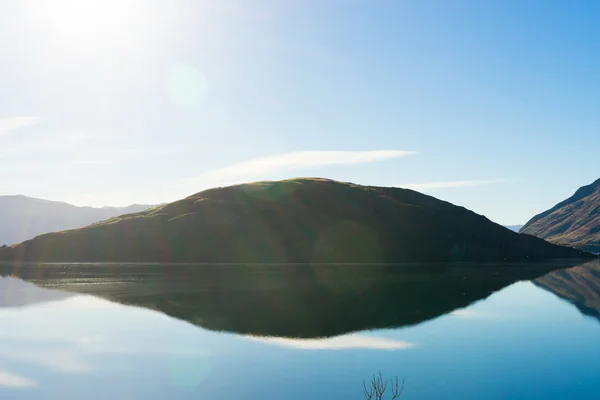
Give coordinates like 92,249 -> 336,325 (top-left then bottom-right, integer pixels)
246,333 -> 415,351
0,371 -> 36,388
55,295 -> 118,309
450,309 -> 499,319
398,179 -> 505,191
193,150 -> 416,186
0,329 -> 106,345
0,349 -> 92,373
0,116 -> 40,134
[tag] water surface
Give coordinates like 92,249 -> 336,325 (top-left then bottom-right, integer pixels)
1,260 -> 600,399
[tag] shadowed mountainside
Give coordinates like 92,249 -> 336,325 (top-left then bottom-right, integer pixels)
2,261 -> 587,338
534,260 -> 600,320
521,178 -> 600,253
0,179 -> 593,263
0,195 -> 153,246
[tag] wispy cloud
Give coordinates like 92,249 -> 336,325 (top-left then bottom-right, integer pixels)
195,150 -> 415,185
398,179 -> 505,191
0,117 -> 40,135
246,333 -> 416,351
0,371 -> 36,388
161,149 -> 416,201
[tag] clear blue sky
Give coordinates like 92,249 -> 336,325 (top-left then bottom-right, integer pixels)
0,0 -> 599,224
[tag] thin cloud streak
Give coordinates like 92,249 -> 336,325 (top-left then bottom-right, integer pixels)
164,150 -> 416,201
198,150 -> 416,185
0,117 -> 40,134
0,371 -> 37,388
398,179 -> 506,191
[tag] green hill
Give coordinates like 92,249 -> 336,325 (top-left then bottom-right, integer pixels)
0,178 -> 593,263
521,178 -> 600,253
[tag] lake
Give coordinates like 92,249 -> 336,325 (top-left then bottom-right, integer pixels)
1,260 -> 600,399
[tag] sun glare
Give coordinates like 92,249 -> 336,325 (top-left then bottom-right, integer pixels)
33,0 -> 147,46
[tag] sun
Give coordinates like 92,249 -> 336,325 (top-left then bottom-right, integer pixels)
32,0 -> 146,46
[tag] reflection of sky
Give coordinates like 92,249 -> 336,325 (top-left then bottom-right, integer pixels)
1,281 -> 600,399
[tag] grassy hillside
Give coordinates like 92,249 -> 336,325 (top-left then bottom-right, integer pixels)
0,178 -> 593,263
521,178 -> 600,253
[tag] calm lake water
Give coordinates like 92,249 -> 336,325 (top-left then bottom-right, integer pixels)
1,260 -> 600,399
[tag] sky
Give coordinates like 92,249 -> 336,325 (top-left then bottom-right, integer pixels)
0,0 -> 599,225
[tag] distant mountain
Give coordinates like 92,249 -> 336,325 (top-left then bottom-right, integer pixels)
0,178 -> 592,263
504,225 -> 523,232
0,195 -> 153,245
521,178 -> 600,253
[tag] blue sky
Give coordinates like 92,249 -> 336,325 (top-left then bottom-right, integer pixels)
0,0 -> 599,224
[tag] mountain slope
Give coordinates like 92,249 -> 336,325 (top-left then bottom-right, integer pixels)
521,178 -> 600,253
0,195 -> 153,245
0,178 -> 593,263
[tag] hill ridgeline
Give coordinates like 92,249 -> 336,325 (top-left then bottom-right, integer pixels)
0,178 -> 593,263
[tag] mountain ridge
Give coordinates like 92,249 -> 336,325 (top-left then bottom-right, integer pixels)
520,178 -> 600,253
0,195 -> 154,245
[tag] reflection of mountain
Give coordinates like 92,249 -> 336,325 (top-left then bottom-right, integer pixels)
0,275 -> 73,307
5,261 -> 587,338
534,260 -> 600,320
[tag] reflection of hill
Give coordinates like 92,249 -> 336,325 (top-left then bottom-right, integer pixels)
6,261 -> 587,338
534,260 -> 600,320
0,275 -> 73,307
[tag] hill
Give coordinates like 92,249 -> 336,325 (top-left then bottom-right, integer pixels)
0,178 -> 593,263
521,178 -> 600,253
0,195 -> 153,245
